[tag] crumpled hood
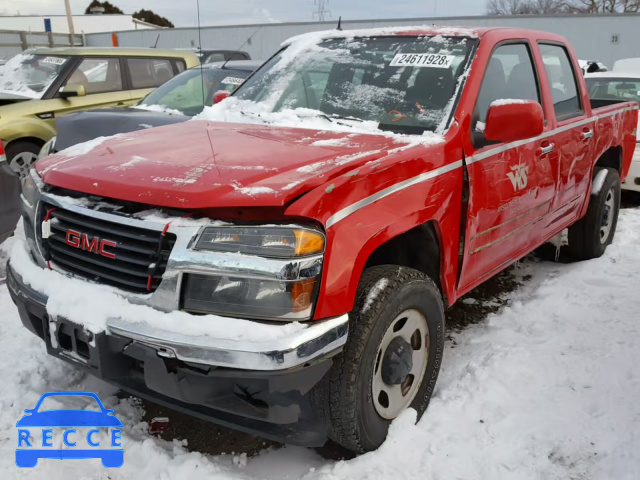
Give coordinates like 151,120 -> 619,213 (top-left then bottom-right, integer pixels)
36,120 -> 410,209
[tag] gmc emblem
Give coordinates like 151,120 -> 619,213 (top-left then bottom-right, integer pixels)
65,230 -> 117,259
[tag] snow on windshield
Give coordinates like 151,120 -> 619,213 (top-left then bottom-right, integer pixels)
197,30 -> 476,139
0,53 -> 69,99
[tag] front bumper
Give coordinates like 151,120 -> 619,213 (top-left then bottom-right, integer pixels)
6,261 -> 347,446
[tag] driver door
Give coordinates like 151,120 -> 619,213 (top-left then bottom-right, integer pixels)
52,56 -> 132,121
458,42 -> 557,292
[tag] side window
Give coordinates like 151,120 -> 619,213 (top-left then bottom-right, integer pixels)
226,53 -> 246,61
127,58 -> 174,89
204,53 -> 225,63
174,60 -> 186,73
65,57 -> 123,94
538,44 -> 582,119
474,43 -> 540,130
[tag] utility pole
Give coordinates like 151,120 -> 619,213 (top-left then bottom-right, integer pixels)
313,0 -> 331,21
64,0 -> 76,45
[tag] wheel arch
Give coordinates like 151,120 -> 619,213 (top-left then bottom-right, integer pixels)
363,221 -> 444,296
594,146 -> 622,174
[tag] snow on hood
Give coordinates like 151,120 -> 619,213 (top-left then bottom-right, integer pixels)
35,120 -> 437,209
133,104 -> 185,116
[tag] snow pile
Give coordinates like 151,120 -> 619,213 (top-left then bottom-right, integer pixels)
1,209 -> 640,479
198,99 -> 446,145
107,155 -> 151,172
133,104 -> 185,116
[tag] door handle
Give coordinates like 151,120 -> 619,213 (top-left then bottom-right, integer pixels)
538,143 -> 555,156
582,130 -> 594,140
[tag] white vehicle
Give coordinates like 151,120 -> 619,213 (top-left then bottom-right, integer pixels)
579,59 -> 608,75
585,72 -> 640,192
612,58 -> 640,75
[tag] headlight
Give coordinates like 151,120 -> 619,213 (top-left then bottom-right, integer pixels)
182,274 -> 319,320
21,170 -> 39,207
194,226 -> 325,258
38,136 -> 56,159
187,226 -> 325,320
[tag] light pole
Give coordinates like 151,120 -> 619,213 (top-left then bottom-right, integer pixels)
64,0 -> 76,44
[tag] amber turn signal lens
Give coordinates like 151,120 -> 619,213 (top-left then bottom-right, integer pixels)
294,230 -> 324,256
291,278 -> 316,312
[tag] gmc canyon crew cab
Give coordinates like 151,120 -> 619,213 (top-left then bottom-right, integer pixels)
7,27 -> 638,453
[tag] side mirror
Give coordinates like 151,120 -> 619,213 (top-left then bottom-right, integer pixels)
212,90 -> 230,105
483,100 -> 544,144
59,85 -> 86,99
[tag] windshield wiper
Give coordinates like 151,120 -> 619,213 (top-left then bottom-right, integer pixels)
378,123 -> 427,135
327,114 -> 364,123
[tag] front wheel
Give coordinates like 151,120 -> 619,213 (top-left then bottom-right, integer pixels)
567,167 -> 621,260
6,141 -> 42,181
317,265 -> 445,453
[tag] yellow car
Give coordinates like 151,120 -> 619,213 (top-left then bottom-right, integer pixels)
0,47 -> 199,178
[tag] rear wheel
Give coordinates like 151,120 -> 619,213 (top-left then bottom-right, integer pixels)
316,265 -> 445,453
567,167 -> 621,260
6,141 -> 41,180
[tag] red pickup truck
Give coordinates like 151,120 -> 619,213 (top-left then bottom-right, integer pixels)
8,27 -> 638,453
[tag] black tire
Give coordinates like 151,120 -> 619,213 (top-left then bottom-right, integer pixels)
567,167 -> 621,260
315,265 -> 445,454
6,140 -> 42,180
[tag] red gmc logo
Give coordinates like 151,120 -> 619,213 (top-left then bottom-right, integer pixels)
65,230 -> 117,259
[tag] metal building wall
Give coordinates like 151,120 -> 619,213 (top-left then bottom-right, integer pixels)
85,14 -> 640,67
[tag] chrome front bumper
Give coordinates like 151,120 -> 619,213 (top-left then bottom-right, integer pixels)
15,174 -> 348,371
6,259 -> 349,371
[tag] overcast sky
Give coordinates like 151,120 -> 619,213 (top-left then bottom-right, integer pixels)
0,0 -> 486,27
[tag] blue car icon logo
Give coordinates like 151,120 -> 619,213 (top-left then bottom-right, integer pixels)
16,391 -> 123,468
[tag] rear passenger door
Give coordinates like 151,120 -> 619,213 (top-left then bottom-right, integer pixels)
125,57 -> 177,102
458,42 -> 556,292
537,43 -> 594,229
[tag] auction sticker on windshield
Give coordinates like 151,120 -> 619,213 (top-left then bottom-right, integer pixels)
221,77 -> 245,86
41,57 -> 67,65
390,53 -> 454,68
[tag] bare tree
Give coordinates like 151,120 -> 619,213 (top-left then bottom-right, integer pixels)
487,0 -> 565,14
563,0 -> 640,12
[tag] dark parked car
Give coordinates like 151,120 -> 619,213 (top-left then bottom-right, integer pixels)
41,61 -> 260,155
194,49 -> 251,63
0,140 -> 21,246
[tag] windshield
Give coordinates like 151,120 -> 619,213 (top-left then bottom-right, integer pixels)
140,67 -> 251,116
0,53 -> 69,99
233,35 -> 476,134
585,77 -> 640,104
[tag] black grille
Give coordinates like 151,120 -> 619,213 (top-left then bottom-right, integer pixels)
41,202 -> 175,294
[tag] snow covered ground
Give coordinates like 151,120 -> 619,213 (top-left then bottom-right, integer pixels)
1,208 -> 639,479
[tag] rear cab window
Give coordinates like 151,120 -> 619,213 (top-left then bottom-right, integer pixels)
538,43 -> 583,120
